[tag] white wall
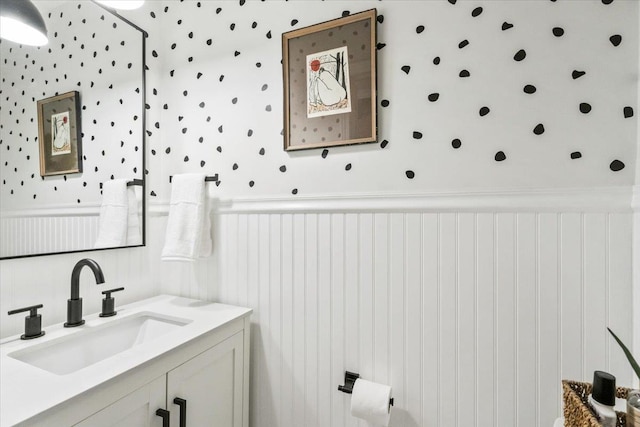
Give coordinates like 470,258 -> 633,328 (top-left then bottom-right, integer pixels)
0,1 -> 638,426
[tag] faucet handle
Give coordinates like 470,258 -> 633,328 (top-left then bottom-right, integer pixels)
100,287 -> 125,318
8,304 -> 45,340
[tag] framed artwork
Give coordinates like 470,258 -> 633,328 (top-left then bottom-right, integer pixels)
282,9 -> 377,151
37,91 -> 82,176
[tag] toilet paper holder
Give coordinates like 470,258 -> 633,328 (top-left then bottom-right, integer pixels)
338,371 -> 394,406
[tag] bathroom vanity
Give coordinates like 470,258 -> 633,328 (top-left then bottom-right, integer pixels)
0,295 -> 251,426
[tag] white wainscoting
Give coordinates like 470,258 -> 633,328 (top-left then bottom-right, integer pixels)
151,188 -> 635,427
0,204 -> 101,258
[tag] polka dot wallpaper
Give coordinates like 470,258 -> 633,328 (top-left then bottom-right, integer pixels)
0,1 -> 144,210
4,0 -> 638,208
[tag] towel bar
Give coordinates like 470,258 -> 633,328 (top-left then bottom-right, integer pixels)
99,179 -> 143,189
169,174 -> 218,183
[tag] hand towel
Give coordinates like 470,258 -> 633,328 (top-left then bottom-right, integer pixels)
161,173 -> 212,261
126,186 -> 142,245
95,179 -> 129,248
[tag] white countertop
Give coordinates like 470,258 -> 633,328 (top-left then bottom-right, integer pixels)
0,295 -> 252,426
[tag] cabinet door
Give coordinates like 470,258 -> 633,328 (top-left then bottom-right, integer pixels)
168,331 -> 244,427
73,375 -> 166,427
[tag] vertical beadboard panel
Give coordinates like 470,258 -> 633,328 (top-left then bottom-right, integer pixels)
516,213 -> 538,427
457,213 -> 476,427
438,213 -> 457,427
317,214 -> 332,427
208,207 -> 633,427
495,213 -> 516,427
538,213 -> 560,427
421,213 -> 439,427
405,213 -> 422,427
305,214 -> 319,427
476,213 -> 496,426
560,213 -> 583,382
607,213 -> 634,382
389,213 -> 406,427
330,214 -> 346,427
583,214 -> 607,377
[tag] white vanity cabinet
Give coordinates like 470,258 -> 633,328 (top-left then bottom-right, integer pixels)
1,296 -> 251,427
74,332 -> 245,427
73,376 -> 167,427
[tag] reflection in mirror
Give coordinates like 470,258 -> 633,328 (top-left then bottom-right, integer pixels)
0,0 -> 146,259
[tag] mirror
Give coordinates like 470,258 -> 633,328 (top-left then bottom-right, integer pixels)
0,0 -> 146,259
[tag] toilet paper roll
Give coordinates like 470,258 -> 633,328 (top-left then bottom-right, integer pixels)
350,378 -> 392,427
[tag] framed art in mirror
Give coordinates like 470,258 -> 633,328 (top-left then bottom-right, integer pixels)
282,9 -> 377,151
37,91 -> 83,177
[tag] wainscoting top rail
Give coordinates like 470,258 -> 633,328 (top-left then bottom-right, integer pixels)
149,186 -> 633,215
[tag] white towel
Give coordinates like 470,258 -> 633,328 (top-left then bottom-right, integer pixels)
161,173 -> 212,261
95,179 -> 129,248
126,186 -> 142,245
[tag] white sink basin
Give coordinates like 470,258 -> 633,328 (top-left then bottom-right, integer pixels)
8,312 -> 191,375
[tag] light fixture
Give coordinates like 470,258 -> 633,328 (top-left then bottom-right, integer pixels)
94,1 -> 145,10
0,0 -> 48,46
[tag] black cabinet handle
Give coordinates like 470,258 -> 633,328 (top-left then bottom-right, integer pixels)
173,397 -> 187,427
155,408 -> 170,427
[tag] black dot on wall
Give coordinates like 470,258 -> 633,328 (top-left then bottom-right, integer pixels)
259,148 -> 265,155
471,7 -> 483,17
495,151 -> 506,162
413,131 -> 423,139
514,49 -> 527,61
401,65 -> 411,74
184,156 -> 189,162
533,123 -> 545,135
579,103 -> 592,114
377,43 -> 386,50
459,69 -> 470,78
201,160 -> 206,167
291,19 -> 298,26
380,140 -> 389,149
479,106 -> 490,116
233,163 -> 239,170
405,170 -> 415,179
552,27 -> 564,37
523,84 -> 537,94
610,160 -> 625,171
609,34 -> 622,46
572,70 -> 586,79
279,165 -> 287,172
571,151 -> 582,159
416,25 -> 425,34
623,106 -> 634,118
345,163 -> 352,171
381,99 -> 390,107
322,149 -> 329,158
502,22 -> 514,31
292,188 -> 298,195
458,39 -> 469,49
165,147 -> 171,154
602,0 -> 614,3
452,138 -> 462,149
433,57 -> 441,65
377,15 -> 384,23
249,181 -> 254,187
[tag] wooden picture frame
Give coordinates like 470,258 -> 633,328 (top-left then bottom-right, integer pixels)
282,9 -> 377,151
37,91 -> 82,176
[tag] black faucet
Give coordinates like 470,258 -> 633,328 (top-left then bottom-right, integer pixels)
65,258 -> 105,327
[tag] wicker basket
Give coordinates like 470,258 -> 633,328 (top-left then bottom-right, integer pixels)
562,380 -> 631,426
